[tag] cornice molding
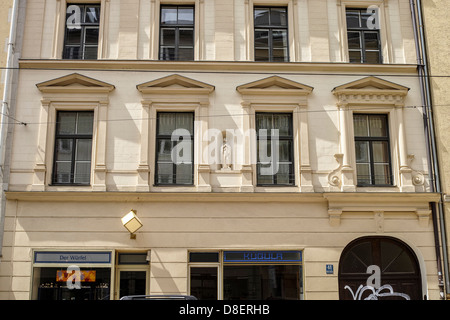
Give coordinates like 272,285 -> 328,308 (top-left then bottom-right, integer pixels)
20,59 -> 419,75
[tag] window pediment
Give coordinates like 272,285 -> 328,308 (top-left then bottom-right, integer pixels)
36,73 -> 115,94
137,74 -> 215,95
332,76 -> 409,105
237,76 -> 314,96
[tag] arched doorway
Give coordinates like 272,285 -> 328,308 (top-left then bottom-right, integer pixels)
338,236 -> 423,300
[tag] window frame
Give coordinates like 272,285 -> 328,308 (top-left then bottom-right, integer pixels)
253,6 -> 289,62
52,111 -> 95,186
159,5 -> 195,61
353,113 -> 393,187
62,3 -> 102,60
345,7 -> 382,64
338,1 -> 391,64
154,111 -> 195,186
255,112 -> 295,186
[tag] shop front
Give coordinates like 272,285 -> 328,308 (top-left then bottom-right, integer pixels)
31,250 -> 150,300
189,250 -> 303,300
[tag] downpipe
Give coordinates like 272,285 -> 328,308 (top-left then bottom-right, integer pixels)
410,0 -> 449,299
0,0 -> 20,262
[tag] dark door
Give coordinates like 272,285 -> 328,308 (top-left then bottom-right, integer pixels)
339,236 -> 422,300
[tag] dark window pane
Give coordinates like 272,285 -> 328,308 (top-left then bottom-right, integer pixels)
270,7 -> 287,26
254,30 -> 269,47
160,47 -> 175,60
223,265 -> 302,300
65,28 -> 82,45
189,252 -> 219,263
353,114 -> 369,136
190,267 -> 218,300
272,48 -> 288,62
83,46 -> 98,59
272,30 -> 288,48
178,7 -> 194,24
356,163 -> 371,185
365,51 -> 381,64
369,115 -> 388,137
349,50 -> 362,63
346,10 -> 360,28
160,28 -> 176,46
85,6 -> 100,23
355,141 -> 370,163
54,162 -> 72,184
55,139 -> 73,161
340,241 -> 373,273
364,32 -> 380,50
347,32 -> 361,49
254,8 -> 270,26
85,28 -> 99,45
179,29 -> 194,46
255,48 -> 270,61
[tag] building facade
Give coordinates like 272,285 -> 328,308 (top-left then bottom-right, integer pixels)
0,0 -> 446,300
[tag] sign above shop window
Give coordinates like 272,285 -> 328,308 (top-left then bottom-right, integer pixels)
34,251 -> 111,264
224,251 -> 302,263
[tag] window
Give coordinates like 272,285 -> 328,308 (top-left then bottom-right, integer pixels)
346,8 -> 382,63
63,4 -> 100,59
53,111 -> 94,185
254,7 -> 289,62
354,114 -> 392,186
155,112 -> 194,185
256,113 -> 294,186
189,252 -> 219,300
159,5 -> 195,61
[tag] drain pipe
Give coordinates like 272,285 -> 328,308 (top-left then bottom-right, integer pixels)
410,0 -> 449,299
0,0 -> 20,262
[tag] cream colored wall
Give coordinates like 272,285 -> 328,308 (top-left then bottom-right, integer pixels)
20,0 -> 418,63
0,195 -> 441,299
6,68 -> 430,192
0,0 -> 13,98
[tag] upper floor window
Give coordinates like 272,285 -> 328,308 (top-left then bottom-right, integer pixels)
254,7 -> 289,62
159,5 -> 195,61
63,4 -> 101,59
155,112 -> 194,185
354,114 -> 392,186
256,113 -> 294,186
53,111 -> 94,185
346,8 -> 382,64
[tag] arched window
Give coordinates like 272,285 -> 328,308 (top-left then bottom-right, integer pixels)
339,236 -> 422,300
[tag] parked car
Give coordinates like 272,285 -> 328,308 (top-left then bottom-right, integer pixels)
120,295 -> 197,300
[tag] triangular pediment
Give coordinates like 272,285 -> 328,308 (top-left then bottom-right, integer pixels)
237,76 -> 313,95
37,73 -> 115,93
332,76 -> 409,95
137,74 -> 215,94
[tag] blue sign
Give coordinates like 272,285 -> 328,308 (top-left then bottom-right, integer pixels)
34,251 -> 112,264
224,251 -> 302,263
326,264 -> 334,274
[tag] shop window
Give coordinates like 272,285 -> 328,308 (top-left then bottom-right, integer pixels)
256,113 -> 294,186
189,252 -> 219,300
223,251 -> 303,300
52,111 -> 94,185
346,8 -> 382,64
159,5 -> 195,61
353,114 -> 392,186
35,267 -> 110,300
254,7 -> 289,62
155,112 -> 194,185
63,4 -> 101,59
